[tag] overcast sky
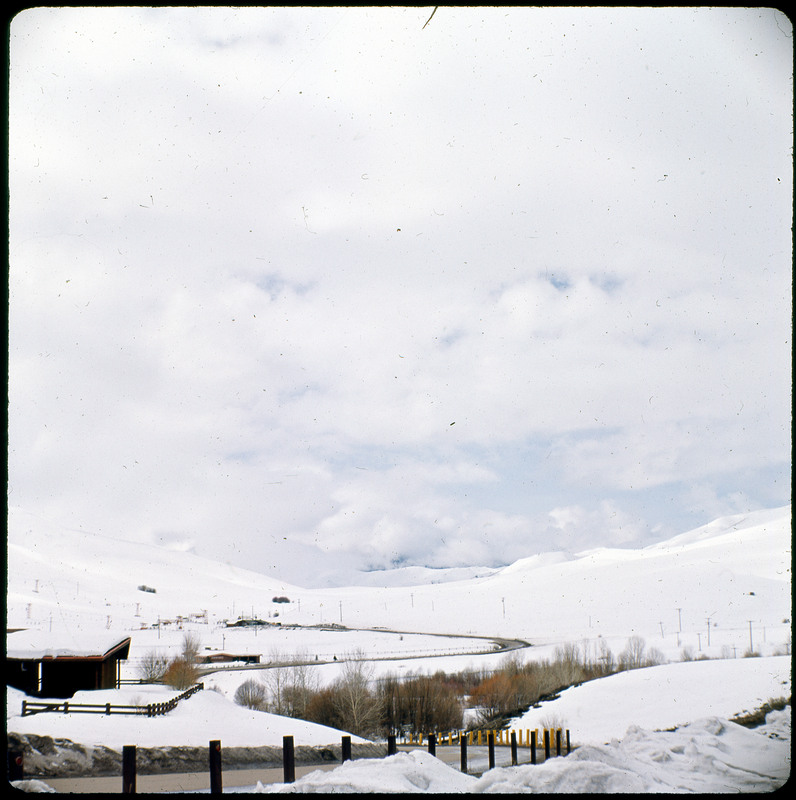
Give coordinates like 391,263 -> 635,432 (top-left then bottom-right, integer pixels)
8,6 -> 792,586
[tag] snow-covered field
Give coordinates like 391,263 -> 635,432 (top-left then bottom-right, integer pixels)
6,504 -> 792,792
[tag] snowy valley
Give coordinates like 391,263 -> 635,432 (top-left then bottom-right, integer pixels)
6,504 -> 792,792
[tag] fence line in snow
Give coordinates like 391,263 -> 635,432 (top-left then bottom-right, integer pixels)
20,683 -> 204,718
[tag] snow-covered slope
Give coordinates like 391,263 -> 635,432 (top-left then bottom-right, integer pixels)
5,504 -> 792,792
6,504 -> 791,661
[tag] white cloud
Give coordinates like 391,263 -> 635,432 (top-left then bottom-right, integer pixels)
7,7 -> 792,582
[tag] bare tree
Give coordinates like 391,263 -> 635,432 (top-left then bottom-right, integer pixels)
284,650 -> 320,719
262,664 -> 290,715
333,651 -> 382,736
138,650 -> 169,683
596,638 -> 616,675
162,631 -> 203,689
181,631 -> 202,665
619,635 -> 647,671
235,678 -> 266,710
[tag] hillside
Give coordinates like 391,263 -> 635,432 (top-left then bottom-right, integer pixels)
6,504 -> 791,791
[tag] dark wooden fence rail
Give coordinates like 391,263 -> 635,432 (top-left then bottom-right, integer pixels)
8,728 -> 572,792
20,683 -> 204,718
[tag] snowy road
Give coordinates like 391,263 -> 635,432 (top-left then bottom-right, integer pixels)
197,626 -> 531,677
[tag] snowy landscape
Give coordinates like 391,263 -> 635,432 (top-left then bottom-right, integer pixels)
6,503 -> 792,792
8,5 -> 792,794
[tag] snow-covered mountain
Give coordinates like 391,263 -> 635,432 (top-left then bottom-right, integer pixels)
6,504 -> 791,663
6,504 -> 791,792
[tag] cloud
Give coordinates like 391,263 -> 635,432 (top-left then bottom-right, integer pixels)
7,7 -> 792,584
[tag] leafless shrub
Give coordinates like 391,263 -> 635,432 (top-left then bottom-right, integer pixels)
234,678 -> 266,710
138,650 -> 169,683
680,645 -> 696,662
163,657 -> 200,689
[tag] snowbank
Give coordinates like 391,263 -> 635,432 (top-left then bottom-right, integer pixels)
252,713 -> 790,793
7,686 -> 370,749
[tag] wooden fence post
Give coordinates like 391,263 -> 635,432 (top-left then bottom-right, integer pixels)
283,736 -> 295,784
341,735 -> 352,762
487,732 -> 495,770
566,729 -> 571,754
510,731 -> 518,766
122,745 -> 136,793
531,730 -> 537,765
8,750 -> 24,782
387,734 -> 397,755
544,729 -> 550,760
556,729 -> 562,757
460,732 -> 468,773
427,733 -> 436,757
209,740 -> 222,794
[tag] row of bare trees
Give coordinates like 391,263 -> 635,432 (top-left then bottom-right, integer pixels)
229,636 -> 665,736
139,634 -> 666,736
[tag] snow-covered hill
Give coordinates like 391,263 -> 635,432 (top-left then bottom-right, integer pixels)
6,504 -> 792,792
7,504 -> 790,661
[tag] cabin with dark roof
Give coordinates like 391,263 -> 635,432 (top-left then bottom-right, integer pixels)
6,630 -> 131,698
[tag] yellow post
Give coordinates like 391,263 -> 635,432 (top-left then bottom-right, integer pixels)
419,733 -> 424,745
477,730 -> 482,746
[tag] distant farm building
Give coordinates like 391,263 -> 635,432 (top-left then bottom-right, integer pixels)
6,629 -> 131,698
202,652 -> 261,664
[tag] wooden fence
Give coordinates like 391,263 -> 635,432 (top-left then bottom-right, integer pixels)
8,729 -> 572,792
404,725 -> 570,752
20,683 -> 204,718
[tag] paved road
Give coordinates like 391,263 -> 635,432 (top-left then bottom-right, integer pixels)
38,762 -> 339,793
31,745 -> 556,793
198,627 -> 531,677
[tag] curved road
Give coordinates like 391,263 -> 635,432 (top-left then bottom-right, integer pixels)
199,626 -> 531,677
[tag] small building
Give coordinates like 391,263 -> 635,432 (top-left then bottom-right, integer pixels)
6,629 -> 131,698
202,652 -> 261,665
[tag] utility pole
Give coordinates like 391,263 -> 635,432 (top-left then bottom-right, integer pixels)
677,608 -> 682,633
502,597 -> 505,619
339,601 -> 343,623
659,621 -> 664,638
748,621 -> 754,652
706,612 -> 716,647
